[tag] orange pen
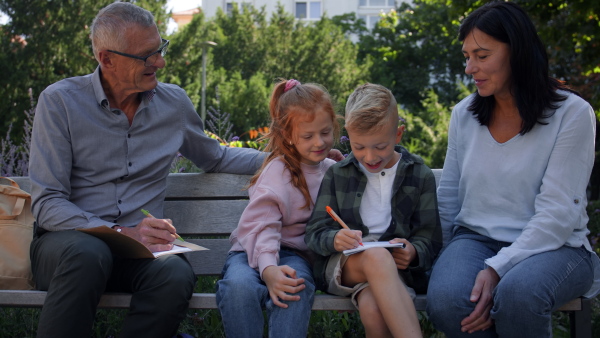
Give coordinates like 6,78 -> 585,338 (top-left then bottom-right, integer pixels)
325,206 -> 363,246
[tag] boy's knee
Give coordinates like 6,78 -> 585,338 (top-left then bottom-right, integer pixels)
357,291 -> 379,316
357,292 -> 386,333
361,248 -> 395,270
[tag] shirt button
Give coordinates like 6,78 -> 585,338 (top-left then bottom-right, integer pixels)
118,200 -> 122,204
357,193 -> 362,197
574,199 -> 580,204
128,134 -> 131,138
381,172 -> 385,176
128,162 -> 132,166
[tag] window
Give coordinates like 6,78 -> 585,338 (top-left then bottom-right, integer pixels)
358,15 -> 382,30
359,0 -> 395,7
226,1 -> 252,14
295,1 -> 322,20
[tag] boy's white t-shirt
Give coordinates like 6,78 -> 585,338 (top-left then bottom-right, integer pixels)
358,157 -> 400,234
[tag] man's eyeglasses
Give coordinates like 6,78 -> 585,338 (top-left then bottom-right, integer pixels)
107,38 -> 169,67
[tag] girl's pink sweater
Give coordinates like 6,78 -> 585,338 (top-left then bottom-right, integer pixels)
229,157 -> 335,277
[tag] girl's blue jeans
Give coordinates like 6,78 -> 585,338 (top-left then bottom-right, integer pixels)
216,250 -> 315,338
426,227 -> 594,338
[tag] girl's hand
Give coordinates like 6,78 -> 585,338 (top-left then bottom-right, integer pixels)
333,229 -> 363,252
262,265 -> 306,308
390,238 -> 416,269
327,149 -> 345,162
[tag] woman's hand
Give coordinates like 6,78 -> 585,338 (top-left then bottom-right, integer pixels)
460,267 -> 500,333
262,265 -> 306,308
333,229 -> 363,252
390,238 -> 416,269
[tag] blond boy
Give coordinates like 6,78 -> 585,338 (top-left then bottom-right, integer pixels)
305,83 -> 442,337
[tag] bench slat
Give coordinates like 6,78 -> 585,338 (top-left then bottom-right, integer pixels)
165,200 -> 247,235
0,291 -> 581,312
166,173 -> 251,199
185,239 -> 231,275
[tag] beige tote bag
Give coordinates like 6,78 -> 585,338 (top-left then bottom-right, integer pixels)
0,177 -> 35,290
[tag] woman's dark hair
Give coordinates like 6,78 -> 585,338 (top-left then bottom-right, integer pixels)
458,1 -> 577,134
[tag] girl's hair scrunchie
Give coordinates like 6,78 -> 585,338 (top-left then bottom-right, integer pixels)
284,79 -> 301,93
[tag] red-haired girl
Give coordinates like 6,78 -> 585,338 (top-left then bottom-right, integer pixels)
216,79 -> 340,337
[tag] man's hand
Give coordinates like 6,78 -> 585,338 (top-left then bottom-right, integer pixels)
390,238 -> 416,270
333,229 -> 363,252
460,267 -> 499,333
262,265 -> 306,308
119,217 -> 178,252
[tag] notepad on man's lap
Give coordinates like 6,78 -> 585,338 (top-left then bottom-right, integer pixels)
343,241 -> 406,256
78,225 -> 208,259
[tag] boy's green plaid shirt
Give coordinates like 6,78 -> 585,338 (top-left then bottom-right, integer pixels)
305,145 -> 442,293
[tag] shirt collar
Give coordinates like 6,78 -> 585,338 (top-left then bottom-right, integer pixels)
339,145 -> 419,170
92,66 -> 157,109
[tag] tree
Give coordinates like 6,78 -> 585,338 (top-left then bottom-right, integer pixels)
161,4 -> 370,136
356,1 -> 467,112
0,0 -> 169,142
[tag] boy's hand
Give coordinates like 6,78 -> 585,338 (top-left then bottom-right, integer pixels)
262,265 -> 306,308
390,238 -> 416,269
333,229 -> 363,252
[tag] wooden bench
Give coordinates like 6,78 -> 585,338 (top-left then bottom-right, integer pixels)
0,170 -> 592,337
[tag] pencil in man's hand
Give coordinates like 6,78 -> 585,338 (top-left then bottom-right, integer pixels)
141,209 -> 184,242
325,206 -> 363,246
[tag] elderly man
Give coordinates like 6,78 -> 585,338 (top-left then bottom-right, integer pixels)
28,2 -> 263,337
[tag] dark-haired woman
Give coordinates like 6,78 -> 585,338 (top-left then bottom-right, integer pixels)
426,1 -> 600,337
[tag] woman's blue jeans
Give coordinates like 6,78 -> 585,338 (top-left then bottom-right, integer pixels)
216,250 -> 315,338
426,227 -> 593,338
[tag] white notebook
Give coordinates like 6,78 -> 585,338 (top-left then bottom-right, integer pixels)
343,241 -> 406,256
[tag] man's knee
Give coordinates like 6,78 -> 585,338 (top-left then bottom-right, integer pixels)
32,233 -> 113,289
157,255 -> 196,290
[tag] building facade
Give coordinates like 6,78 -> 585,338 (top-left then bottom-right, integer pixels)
201,0 -> 408,30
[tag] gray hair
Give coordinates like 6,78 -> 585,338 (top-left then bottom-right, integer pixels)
90,2 -> 156,60
345,83 -> 398,133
